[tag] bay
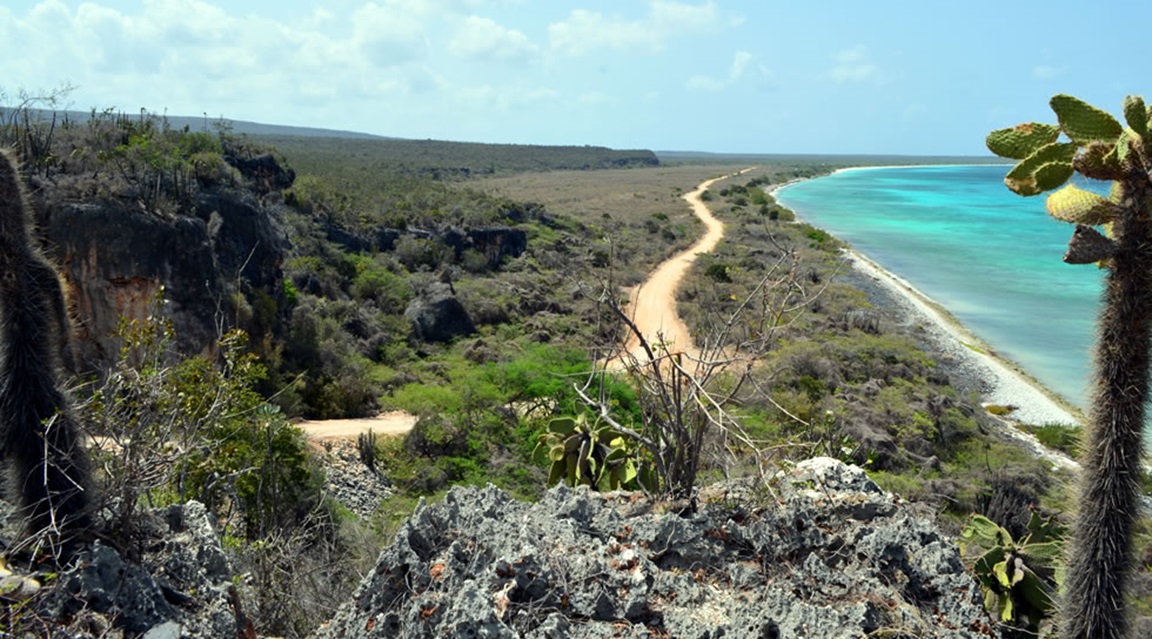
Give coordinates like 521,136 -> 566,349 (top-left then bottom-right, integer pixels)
774,164 -> 1104,410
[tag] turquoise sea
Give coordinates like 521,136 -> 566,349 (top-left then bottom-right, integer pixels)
774,164 -> 1104,410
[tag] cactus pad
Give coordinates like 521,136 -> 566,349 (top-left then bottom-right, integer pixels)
1046,185 -> 1120,225
1063,224 -> 1117,265
1124,95 -> 1148,137
1004,142 -> 1076,196
986,123 -> 1061,159
1073,141 -> 1125,181
1050,94 -> 1123,144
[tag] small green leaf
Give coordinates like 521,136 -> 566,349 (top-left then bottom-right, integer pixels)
1046,185 -> 1121,225
993,559 -> 1013,588
548,460 -> 565,486
1019,541 -> 1063,567
1124,95 -> 1147,136
986,123 -> 1061,159
962,515 -> 1012,548
1000,592 -> 1015,622
1050,94 -> 1123,144
549,416 -> 576,435
1016,571 -> 1056,613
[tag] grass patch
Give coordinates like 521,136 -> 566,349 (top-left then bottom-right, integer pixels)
1019,422 -> 1081,457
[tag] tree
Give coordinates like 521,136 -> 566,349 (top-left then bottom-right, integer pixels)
986,94 -> 1152,639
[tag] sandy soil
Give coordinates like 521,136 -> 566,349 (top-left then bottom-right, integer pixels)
621,169 -> 752,362
296,411 -> 418,440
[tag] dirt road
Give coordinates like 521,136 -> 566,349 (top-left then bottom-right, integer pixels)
297,169 -> 750,439
621,169 -> 749,362
297,411 -> 417,440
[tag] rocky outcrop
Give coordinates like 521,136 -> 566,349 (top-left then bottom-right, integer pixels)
35,501 -> 241,638
404,282 -> 476,343
324,223 -> 527,269
312,458 -> 994,638
441,226 -> 527,267
34,187 -> 289,371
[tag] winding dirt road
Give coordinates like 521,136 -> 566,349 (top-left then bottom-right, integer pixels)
297,169 -> 750,440
621,169 -> 749,362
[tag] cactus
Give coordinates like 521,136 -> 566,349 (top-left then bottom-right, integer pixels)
533,414 -> 649,492
960,510 -> 1065,635
988,94 -> 1152,639
0,149 -> 93,546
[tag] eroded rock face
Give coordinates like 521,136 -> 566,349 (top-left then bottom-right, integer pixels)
312,458 -> 994,639
35,188 -> 288,371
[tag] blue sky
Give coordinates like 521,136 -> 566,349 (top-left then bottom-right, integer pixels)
1,1 -> 1149,155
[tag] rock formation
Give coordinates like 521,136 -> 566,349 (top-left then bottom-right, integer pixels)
404,282 -> 476,343
312,458 -> 994,638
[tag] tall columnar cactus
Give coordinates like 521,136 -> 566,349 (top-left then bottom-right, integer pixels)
987,94 -> 1152,639
0,149 -> 93,546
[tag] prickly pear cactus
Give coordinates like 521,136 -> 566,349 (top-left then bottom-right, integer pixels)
988,95 -> 1152,639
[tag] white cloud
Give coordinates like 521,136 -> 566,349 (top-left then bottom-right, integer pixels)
830,45 -> 884,85
549,1 -> 719,56
685,50 -> 770,92
454,83 -> 559,110
450,16 -> 538,63
352,2 -> 429,67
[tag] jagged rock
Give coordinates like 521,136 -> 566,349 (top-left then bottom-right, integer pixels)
312,458 -> 994,638
320,440 -> 394,519
404,282 -> 476,343
36,501 -> 238,638
224,153 -> 295,194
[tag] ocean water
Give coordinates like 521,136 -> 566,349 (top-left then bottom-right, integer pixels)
774,164 -> 1104,410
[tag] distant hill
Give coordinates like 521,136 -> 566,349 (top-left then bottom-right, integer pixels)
261,135 -> 660,180
657,150 -> 1006,166
4,108 -> 389,140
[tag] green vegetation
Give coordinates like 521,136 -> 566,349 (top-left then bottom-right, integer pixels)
533,414 -> 648,491
7,86 -> 1147,636
961,511 -> 1065,637
988,94 -> 1152,639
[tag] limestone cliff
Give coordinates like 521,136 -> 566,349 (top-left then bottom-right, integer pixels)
31,184 -> 289,371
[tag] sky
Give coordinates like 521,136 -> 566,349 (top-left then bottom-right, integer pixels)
1,0 -> 1149,155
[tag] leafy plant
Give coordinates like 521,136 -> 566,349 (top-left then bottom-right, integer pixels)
961,511 -> 1065,637
987,94 -> 1152,639
533,414 -> 649,491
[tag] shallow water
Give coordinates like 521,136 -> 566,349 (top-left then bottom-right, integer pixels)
775,165 -> 1104,409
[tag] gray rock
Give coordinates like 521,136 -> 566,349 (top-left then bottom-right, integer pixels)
312,458 -> 995,638
37,501 -> 238,638
404,282 -> 476,343
142,621 -> 183,639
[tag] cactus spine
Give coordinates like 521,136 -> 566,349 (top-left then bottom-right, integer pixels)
988,94 -> 1152,639
0,149 -> 92,544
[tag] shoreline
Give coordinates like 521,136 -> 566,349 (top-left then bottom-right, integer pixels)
766,167 -> 1083,468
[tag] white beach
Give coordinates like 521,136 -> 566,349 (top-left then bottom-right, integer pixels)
770,169 -> 1085,470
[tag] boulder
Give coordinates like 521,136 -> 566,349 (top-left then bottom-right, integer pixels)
404,282 -> 475,343
312,458 -> 994,638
